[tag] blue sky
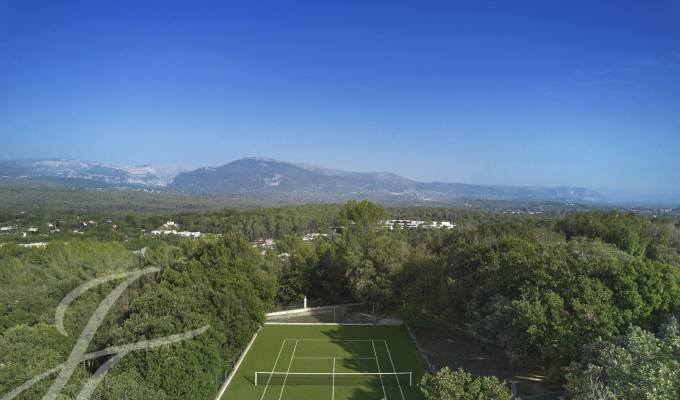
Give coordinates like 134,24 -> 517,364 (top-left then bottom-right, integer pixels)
0,0 -> 679,193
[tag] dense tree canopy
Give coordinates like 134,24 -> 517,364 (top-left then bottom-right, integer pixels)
1,200 -> 679,399
419,367 -> 512,400
565,318 -> 680,400
0,235 -> 276,399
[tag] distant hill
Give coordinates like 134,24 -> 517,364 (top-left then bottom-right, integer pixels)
0,159 -> 176,186
167,157 -> 606,203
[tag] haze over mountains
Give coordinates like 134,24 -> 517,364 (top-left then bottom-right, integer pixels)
0,159 -> 179,186
0,157 -> 674,205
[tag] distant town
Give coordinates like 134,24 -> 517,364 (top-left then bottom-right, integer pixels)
0,216 -> 458,251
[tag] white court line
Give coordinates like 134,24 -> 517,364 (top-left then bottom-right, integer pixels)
332,357 -> 336,400
277,339 -> 298,400
286,339 -> 378,342
371,340 -> 388,400
259,339 -> 288,400
382,341 -> 405,400
294,357 -> 376,360
266,323 -> 392,326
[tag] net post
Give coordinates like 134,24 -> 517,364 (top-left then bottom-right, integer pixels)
255,372 -> 257,386
409,372 -> 412,386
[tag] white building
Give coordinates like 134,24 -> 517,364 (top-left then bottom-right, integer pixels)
251,238 -> 276,249
177,231 -> 202,238
385,219 -> 455,230
302,233 -> 330,241
19,242 -> 49,248
151,229 -> 202,238
160,221 -> 179,230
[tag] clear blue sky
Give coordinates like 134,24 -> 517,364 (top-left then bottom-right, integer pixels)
1,0 -> 679,193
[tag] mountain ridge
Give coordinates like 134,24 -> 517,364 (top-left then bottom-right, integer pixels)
5,156 -> 671,204
167,157 -> 606,203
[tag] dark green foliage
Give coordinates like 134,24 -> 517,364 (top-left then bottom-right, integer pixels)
336,200 -> 408,308
0,234 -> 276,399
565,318 -> 680,400
392,212 -> 680,372
92,369 -> 164,400
559,211 -> 678,258
100,235 -> 276,399
419,367 -> 512,400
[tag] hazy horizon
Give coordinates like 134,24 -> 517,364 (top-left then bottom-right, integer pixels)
1,1 -> 679,194
2,155 -> 680,204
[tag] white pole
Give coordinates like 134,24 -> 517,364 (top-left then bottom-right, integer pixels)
304,296 -> 307,309
255,372 -> 258,386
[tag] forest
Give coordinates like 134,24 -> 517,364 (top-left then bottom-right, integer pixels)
1,199 -> 679,399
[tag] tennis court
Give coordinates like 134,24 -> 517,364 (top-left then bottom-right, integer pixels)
219,324 -> 426,400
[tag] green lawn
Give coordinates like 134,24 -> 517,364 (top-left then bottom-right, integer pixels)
220,324 -> 427,400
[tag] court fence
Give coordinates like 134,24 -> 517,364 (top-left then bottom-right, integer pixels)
265,302 -> 388,324
214,325 -> 262,400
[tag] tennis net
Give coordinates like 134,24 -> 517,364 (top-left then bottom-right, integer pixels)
254,371 -> 412,386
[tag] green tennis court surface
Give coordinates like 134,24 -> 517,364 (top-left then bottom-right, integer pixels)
220,324 -> 427,400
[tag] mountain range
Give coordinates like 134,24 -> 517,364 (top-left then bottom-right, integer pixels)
0,159 -> 179,187
0,157 -> 615,204
168,158 -> 606,203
